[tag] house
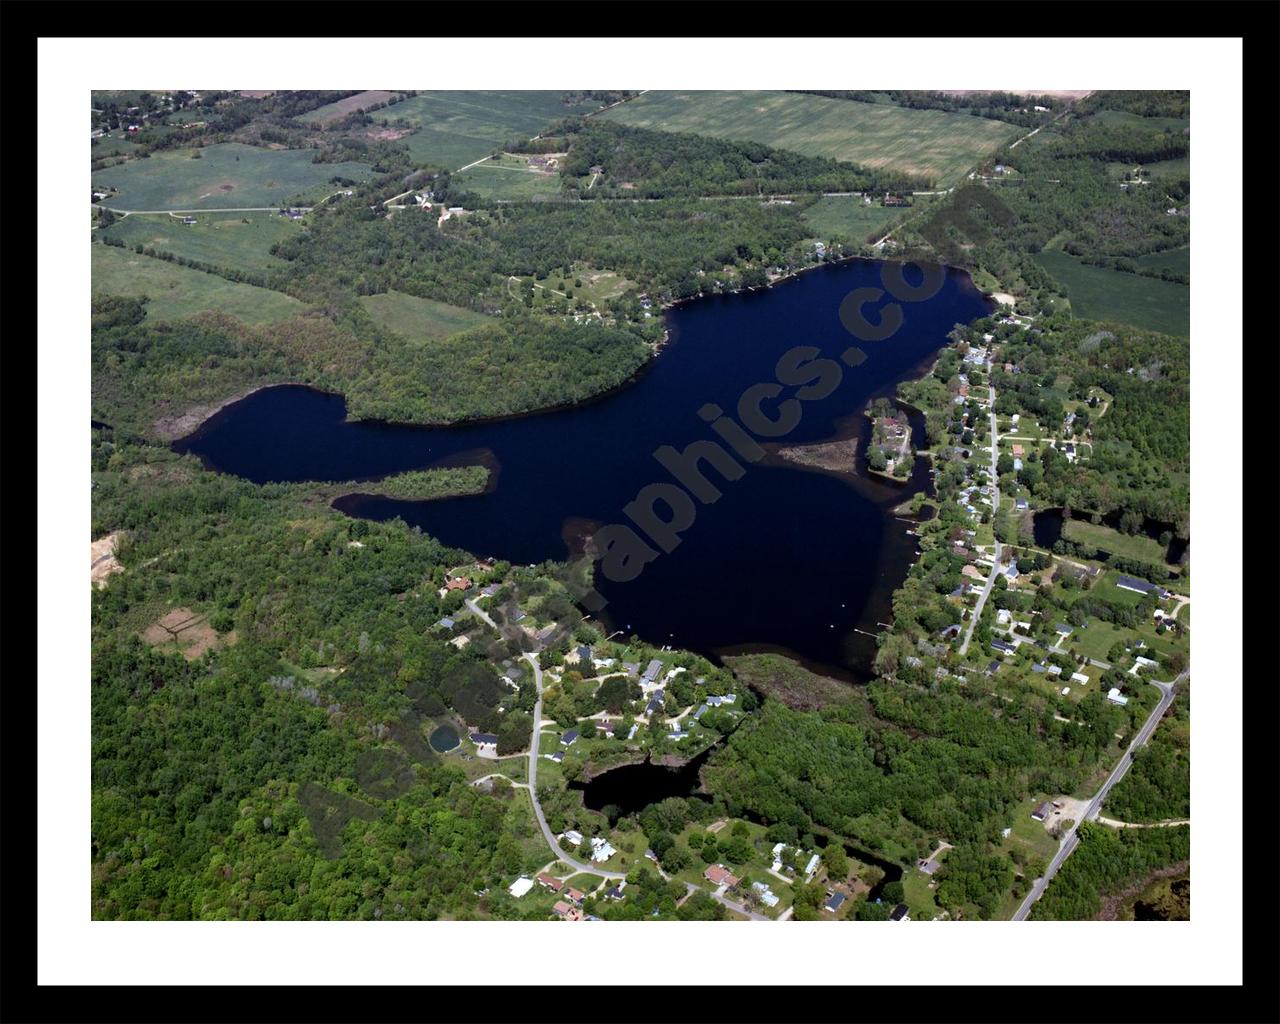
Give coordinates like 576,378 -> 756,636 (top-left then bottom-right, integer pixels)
565,887 -> 586,905
751,882 -> 780,908
508,876 -> 534,898
510,609 -> 527,623
823,891 -> 847,913
180,216 -> 197,225
1005,562 -> 1020,581
537,873 -> 564,893
1047,665 -> 1062,676
551,900 -> 574,918
544,750 -> 564,763
1070,672 -> 1090,685
597,719 -> 616,737
562,830 -> 584,847
1130,655 -> 1159,675
1061,687 -> 1071,696
644,690 -> 664,716
479,584 -> 499,598
622,662 -> 640,677
991,639 -> 1017,656
576,645 -> 593,663
1011,444 -> 1024,457
1107,688 -> 1129,706
626,723 -> 639,740
996,609 -> 1012,626
1013,458 -> 1023,471
704,864 -> 739,888
603,883 -> 626,901
985,661 -> 1002,676
1015,498 -> 1029,512
890,904 -> 911,922
669,729 -> 689,741
590,837 -> 617,862
445,576 -> 471,592
561,729 -> 579,747
437,617 -> 455,630
771,842 -> 788,873
804,853 -> 821,880
692,704 -> 708,721
1031,663 -> 1046,674
1115,575 -> 1170,599
450,635 -> 470,650
1031,801 -> 1053,822
641,658 -> 663,684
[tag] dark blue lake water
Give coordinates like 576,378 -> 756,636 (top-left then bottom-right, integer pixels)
175,259 -> 991,678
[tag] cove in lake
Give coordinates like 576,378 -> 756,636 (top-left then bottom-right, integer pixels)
572,745 -> 718,820
175,259 -> 991,678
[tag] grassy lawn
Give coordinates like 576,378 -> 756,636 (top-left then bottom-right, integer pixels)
453,162 -> 565,202
999,797 -> 1062,863
801,196 -> 904,244
359,290 -> 492,345
1091,570 -> 1155,608
526,263 -> 635,309
1033,250 -> 1189,337
92,142 -> 372,210
1063,616 -> 1188,665
902,865 -> 944,922
1062,518 -> 1169,564
602,91 -> 1020,187
92,242 -> 304,324
381,91 -> 600,170
100,211 -> 302,273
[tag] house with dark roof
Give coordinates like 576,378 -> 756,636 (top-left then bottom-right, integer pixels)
1115,575 -> 1170,599
1031,801 -> 1053,822
692,704 -> 708,720
991,639 -> 1017,655
561,729 -> 579,747
437,617 -> 455,630
470,733 -> 499,750
823,891 -> 847,913
889,903 -> 910,922
576,645 -> 593,663
603,884 -> 625,901
1054,623 -> 1073,636
641,658 -> 663,684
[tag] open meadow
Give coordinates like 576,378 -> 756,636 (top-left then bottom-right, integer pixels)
100,212 -> 302,274
453,162 -> 565,202
92,242 -> 305,324
601,91 -> 1021,187
379,91 -> 599,170
301,90 -> 402,126
91,143 -> 373,210
359,290 -> 492,345
1033,250 -> 1189,336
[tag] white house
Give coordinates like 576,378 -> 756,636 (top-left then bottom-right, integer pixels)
1106,687 -> 1129,706
508,876 -> 534,898
804,853 -> 821,880
1070,672 -> 1090,685
562,830 -> 584,847
590,837 -> 617,862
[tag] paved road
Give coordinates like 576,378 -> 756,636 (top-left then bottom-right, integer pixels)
522,653 -> 625,880
464,597 -> 498,630
959,383 -> 1002,655
1012,671 -> 1184,920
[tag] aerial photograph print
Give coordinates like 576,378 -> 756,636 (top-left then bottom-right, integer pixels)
88,80 -> 1200,933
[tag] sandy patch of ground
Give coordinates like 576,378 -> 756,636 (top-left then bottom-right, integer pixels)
989,292 -> 1018,307
240,90 -> 274,99
92,532 -> 126,587
367,127 -> 412,141
140,607 -> 233,660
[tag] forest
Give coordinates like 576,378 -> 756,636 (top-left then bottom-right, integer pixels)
1029,822 -> 1189,920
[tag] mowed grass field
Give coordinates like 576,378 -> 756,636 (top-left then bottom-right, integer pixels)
380,91 -> 600,170
92,143 -> 372,211
1033,251 -> 1189,337
92,242 -> 304,324
100,212 -> 302,273
301,90 -> 402,126
1062,518 -> 1170,564
601,91 -> 1021,187
453,163 -> 565,202
359,290 -> 491,345
1134,246 -> 1189,276
801,195 -> 933,243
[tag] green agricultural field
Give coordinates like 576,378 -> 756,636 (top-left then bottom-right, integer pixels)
379,91 -> 600,171
453,163 -> 565,202
1087,109 -> 1190,134
359,290 -> 492,345
1033,251 -> 1189,337
301,90 -> 402,126
1062,518 -> 1169,564
91,143 -> 372,211
601,91 -> 1020,187
92,242 -> 305,324
800,196 -> 904,244
1134,246 -> 1190,276
100,212 -> 302,274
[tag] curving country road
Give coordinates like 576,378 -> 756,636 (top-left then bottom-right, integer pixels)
1012,670 -> 1185,920
521,652 -> 626,880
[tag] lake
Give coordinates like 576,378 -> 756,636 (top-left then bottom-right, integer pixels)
175,259 -> 991,678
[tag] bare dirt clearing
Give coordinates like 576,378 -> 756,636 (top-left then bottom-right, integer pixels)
140,607 -> 234,660
92,532 -> 126,587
